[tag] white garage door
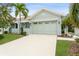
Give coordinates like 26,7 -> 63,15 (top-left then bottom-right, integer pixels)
31,21 -> 57,35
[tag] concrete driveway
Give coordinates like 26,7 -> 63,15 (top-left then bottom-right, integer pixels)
0,34 -> 57,56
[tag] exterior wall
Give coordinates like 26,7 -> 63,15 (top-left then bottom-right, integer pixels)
11,28 -> 30,34
30,21 -> 57,35
31,11 -> 61,35
11,28 -> 19,34
74,28 -> 79,36
11,22 -> 30,34
10,10 -> 62,35
31,11 -> 59,22
56,17 -> 61,35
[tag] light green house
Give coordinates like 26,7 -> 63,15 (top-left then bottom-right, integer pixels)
5,9 -> 62,35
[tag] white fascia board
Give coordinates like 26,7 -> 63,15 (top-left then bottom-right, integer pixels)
31,19 -> 57,22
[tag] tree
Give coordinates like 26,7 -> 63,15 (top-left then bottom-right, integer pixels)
69,3 -> 79,28
12,3 -> 29,34
62,3 -> 79,33
62,15 -> 74,33
0,4 -> 14,33
62,16 -> 70,28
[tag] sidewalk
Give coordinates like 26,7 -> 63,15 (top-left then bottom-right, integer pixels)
57,37 -> 75,41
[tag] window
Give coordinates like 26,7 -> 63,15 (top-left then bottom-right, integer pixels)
39,22 -> 42,24
12,23 -> 18,28
15,23 -> 18,28
50,21 -> 54,23
26,22 -> 30,28
33,22 -> 37,24
45,22 -> 49,24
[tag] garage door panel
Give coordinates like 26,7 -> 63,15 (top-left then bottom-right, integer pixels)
31,21 -> 57,35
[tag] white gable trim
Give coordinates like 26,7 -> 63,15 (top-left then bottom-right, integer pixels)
31,19 -> 57,22
30,9 -> 63,19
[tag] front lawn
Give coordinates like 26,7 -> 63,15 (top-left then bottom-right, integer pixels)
0,34 -> 24,45
56,40 -> 73,56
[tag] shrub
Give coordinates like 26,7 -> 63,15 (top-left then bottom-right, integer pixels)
75,38 -> 79,43
4,31 -> 8,34
21,32 -> 26,36
0,35 -> 4,39
21,27 -> 23,34
20,27 -> 27,36
69,42 -> 79,56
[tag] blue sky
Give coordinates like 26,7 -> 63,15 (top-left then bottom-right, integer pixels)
11,3 -> 70,16
26,3 -> 70,16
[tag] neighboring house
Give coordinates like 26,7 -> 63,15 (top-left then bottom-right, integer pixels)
5,9 -> 62,35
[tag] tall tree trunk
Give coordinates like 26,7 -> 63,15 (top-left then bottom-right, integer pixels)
18,13 -> 21,34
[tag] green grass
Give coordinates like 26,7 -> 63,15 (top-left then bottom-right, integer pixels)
0,34 -> 24,45
56,40 -> 72,56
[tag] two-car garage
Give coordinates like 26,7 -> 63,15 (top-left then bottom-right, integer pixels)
28,9 -> 61,35
31,21 -> 57,35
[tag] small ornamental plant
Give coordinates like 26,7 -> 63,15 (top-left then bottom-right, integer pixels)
69,38 -> 79,56
0,35 -> 4,39
69,42 -> 79,56
75,38 -> 79,43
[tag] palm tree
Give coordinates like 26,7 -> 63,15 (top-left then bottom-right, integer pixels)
12,3 -> 29,34
62,3 -> 79,33
69,3 -> 79,35
62,15 -> 74,34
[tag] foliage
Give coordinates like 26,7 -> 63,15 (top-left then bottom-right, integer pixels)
62,15 -> 73,28
62,3 -> 79,33
69,3 -> 79,28
62,15 -> 74,33
20,27 -> 26,36
69,42 -> 79,56
12,3 -> 29,18
75,38 -> 79,43
11,3 -> 29,34
21,27 -> 23,34
0,4 -> 14,28
4,31 -> 8,34
21,32 -> 26,36
0,35 -> 4,39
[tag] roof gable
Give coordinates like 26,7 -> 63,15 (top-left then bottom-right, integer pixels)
30,9 -> 63,19
30,9 -> 62,22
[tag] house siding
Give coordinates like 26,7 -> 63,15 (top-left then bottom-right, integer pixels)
30,11 -> 61,35
7,9 -> 62,35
